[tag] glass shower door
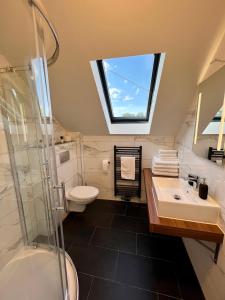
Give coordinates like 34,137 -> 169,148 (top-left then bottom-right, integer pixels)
0,1 -> 73,299
0,62 -> 70,299
31,55 -> 70,299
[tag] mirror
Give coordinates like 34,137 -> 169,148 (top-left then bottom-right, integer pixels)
193,64 -> 225,166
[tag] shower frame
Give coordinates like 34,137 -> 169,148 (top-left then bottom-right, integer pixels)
0,1 -> 72,299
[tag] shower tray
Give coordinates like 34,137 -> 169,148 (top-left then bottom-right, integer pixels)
0,247 -> 79,300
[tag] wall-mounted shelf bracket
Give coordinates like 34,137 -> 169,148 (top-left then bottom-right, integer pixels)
196,240 -> 221,264
143,169 -> 224,266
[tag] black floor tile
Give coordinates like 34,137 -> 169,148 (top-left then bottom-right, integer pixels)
137,234 -> 185,262
58,228 -> 72,250
158,295 -> 181,300
115,252 -> 181,298
78,273 -> 92,300
62,200 -> 204,300
88,278 -> 158,300
66,211 -> 113,228
83,212 -> 113,228
91,227 -> 136,253
176,260 -> 205,300
62,217 -> 95,246
87,200 -> 126,215
112,215 -> 149,233
126,202 -> 148,219
68,244 -> 117,279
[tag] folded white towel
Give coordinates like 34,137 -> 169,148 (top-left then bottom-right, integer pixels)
153,156 -> 179,166
152,164 -> 179,170
159,152 -> 177,156
121,156 -> 135,180
159,149 -> 177,154
153,167 -> 178,173
159,150 -> 178,161
152,170 -> 179,177
159,157 -> 178,161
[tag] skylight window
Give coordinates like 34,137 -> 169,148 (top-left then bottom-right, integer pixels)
97,54 -> 160,123
202,107 -> 223,135
213,108 -> 222,122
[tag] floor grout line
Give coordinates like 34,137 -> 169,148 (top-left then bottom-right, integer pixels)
124,203 -> 128,216
110,226 -> 148,235
79,272 -> 183,299
113,250 -> 119,280
113,213 -> 149,222
174,267 -> 184,300
88,226 -> 97,246
92,225 -> 139,240
109,213 -> 114,228
86,277 -> 94,300
136,233 -> 138,255
93,243 -> 135,255
88,243 -> 177,264
157,291 -> 184,300
65,205 -> 200,300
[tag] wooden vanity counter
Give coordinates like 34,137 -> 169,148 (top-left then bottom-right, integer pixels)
143,168 -> 224,243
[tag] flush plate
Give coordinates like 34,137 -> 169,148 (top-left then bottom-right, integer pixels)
59,150 -> 70,164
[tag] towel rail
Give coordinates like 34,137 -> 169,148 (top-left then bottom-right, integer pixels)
114,146 -> 142,200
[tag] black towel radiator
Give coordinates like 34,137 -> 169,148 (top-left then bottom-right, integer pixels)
114,146 -> 142,200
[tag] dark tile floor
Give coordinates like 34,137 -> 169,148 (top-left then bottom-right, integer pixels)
63,200 -> 205,300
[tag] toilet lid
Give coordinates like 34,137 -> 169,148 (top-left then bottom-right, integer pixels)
69,186 -> 99,200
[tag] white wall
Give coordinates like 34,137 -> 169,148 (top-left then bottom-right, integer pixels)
176,104 -> 225,300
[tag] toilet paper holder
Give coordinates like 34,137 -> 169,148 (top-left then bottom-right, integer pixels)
102,160 -> 110,172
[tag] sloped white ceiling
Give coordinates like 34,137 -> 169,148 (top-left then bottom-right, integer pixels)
201,31 -> 225,82
1,1 -> 225,135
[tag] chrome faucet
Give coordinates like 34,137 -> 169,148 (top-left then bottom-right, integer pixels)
183,174 -> 199,189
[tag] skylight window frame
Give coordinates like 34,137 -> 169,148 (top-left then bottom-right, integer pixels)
212,116 -> 221,122
96,53 -> 161,124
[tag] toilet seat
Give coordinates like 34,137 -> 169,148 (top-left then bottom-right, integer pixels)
68,186 -> 99,202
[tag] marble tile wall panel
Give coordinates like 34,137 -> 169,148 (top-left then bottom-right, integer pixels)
53,118 -> 69,144
0,63 -> 42,267
0,62 -> 70,268
0,125 -> 23,269
82,135 -> 175,202
175,103 -> 225,300
52,122 -> 176,203
53,118 -> 80,145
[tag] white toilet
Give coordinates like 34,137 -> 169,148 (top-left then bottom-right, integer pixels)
66,186 -> 99,212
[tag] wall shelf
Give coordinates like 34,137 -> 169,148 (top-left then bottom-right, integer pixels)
143,168 -> 224,263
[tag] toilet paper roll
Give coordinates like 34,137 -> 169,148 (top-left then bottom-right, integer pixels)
102,160 -> 110,172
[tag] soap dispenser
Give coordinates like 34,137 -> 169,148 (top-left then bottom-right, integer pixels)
199,178 -> 208,200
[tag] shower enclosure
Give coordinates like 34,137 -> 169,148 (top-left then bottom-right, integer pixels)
0,1 -> 78,299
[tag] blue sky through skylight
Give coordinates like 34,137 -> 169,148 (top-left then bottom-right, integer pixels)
103,54 -> 154,118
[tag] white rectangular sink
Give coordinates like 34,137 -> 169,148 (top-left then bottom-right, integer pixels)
152,177 -> 220,224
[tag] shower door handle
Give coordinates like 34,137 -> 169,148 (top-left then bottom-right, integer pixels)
61,182 -> 68,213
53,182 -> 68,213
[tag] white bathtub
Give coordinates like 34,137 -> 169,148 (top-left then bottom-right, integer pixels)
0,247 -> 79,300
